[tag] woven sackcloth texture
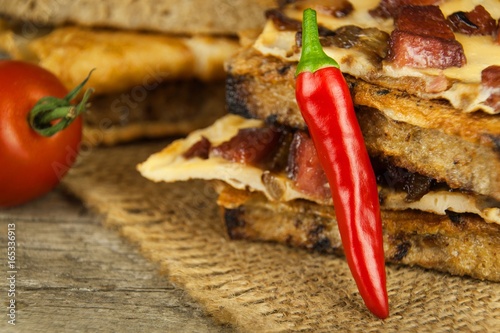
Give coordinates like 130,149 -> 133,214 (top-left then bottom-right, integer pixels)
62,141 -> 500,333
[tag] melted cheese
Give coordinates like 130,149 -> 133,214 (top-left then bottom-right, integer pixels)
380,188 -> 500,225
138,115 -> 311,202
0,25 -> 239,94
139,114 -> 500,225
283,0 -> 393,32
253,0 -> 500,114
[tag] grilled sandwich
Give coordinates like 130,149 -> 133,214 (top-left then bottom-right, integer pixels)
139,0 -> 500,281
0,0 -> 276,145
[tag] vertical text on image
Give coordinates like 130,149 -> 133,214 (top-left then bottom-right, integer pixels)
6,223 -> 16,325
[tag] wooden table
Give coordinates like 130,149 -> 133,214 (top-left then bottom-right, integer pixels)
0,187 -> 234,333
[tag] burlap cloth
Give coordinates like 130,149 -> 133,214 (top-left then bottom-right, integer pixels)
62,140 -> 500,332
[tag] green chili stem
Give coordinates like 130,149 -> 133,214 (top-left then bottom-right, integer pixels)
295,8 -> 339,76
28,69 -> 95,137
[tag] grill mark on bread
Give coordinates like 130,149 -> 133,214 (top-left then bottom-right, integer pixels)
391,238 -> 411,261
312,237 -> 333,253
224,208 -> 246,240
225,73 -> 254,121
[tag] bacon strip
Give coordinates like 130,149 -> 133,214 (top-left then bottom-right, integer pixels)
369,0 -> 440,19
287,131 -> 330,201
482,65 -> 500,111
495,19 -> 500,44
387,6 -> 466,69
447,5 -> 497,36
211,127 -> 283,166
181,126 -> 444,201
183,136 -> 211,159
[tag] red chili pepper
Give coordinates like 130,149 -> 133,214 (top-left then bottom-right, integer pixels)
294,9 -> 389,319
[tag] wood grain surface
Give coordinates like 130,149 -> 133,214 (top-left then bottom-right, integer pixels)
0,187 -> 233,333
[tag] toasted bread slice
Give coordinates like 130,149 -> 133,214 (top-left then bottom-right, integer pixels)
216,183 -> 500,282
83,80 -> 226,146
0,0 -> 276,35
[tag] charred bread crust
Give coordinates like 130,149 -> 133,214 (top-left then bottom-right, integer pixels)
218,185 -> 500,282
356,106 -> 500,201
225,47 -> 306,129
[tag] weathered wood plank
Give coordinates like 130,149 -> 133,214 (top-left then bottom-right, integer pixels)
0,188 -> 233,333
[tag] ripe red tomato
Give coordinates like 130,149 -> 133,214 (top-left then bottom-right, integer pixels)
0,60 -> 83,207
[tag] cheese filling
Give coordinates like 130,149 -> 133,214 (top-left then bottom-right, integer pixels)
0,24 -> 239,94
138,114 -> 500,225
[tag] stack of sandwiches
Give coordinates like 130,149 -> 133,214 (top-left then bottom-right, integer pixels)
0,0 -> 276,145
139,0 -> 500,282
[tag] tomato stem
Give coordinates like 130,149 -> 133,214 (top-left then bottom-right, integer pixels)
28,70 -> 95,137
